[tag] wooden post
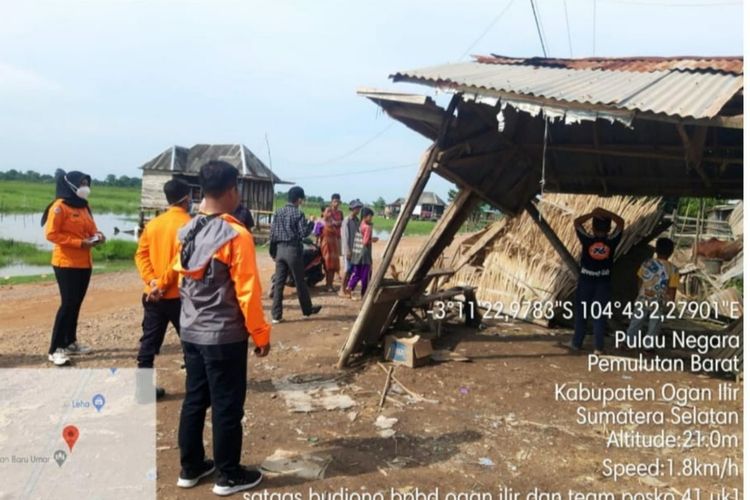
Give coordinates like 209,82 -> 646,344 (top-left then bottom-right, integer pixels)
676,124 -> 711,189
668,207 -> 678,240
525,201 -> 580,278
337,94 -> 461,368
693,198 -> 705,264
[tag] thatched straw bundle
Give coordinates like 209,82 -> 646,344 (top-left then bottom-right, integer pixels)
448,194 -> 665,322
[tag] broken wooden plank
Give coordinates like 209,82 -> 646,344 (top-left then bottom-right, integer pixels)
525,200 -> 580,278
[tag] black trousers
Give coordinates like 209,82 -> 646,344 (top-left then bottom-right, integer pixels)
137,295 -> 181,368
179,340 -> 248,478
49,267 -> 91,355
271,242 -> 312,320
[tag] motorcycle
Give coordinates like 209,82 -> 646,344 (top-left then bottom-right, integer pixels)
268,238 -> 325,297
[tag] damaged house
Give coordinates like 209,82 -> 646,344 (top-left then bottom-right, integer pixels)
340,55 -> 743,370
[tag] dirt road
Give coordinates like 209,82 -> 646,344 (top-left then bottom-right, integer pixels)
0,237 -> 742,498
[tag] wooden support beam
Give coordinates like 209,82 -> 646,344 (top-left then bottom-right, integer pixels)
374,283 -> 424,304
411,286 -> 477,307
592,121 -> 608,195
542,144 -> 740,165
446,150 -> 513,169
437,129 -> 502,163
676,124 -> 712,189
449,218 -> 508,273
525,201 -> 580,278
338,94 -> 461,368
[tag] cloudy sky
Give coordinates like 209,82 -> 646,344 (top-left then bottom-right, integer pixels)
0,0 -> 743,203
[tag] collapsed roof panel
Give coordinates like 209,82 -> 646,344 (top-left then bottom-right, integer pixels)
391,56 -> 743,124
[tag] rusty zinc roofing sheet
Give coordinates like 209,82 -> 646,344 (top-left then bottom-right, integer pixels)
391,60 -> 743,120
477,55 -> 744,75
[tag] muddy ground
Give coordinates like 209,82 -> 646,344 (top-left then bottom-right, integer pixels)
0,236 -> 742,499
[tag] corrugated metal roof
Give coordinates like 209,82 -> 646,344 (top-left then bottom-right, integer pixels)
477,55 -> 743,75
419,192 -> 446,206
141,144 -> 283,183
388,192 -> 446,206
391,58 -> 743,120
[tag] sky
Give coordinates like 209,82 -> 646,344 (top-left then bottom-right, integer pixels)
0,0 -> 743,204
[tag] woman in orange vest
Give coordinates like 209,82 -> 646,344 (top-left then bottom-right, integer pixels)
41,169 -> 105,366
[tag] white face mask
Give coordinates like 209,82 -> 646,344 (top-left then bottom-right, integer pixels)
76,186 -> 91,200
65,176 -> 90,200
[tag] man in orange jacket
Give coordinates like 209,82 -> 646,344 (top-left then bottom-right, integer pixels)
174,161 -> 270,496
134,179 -> 193,398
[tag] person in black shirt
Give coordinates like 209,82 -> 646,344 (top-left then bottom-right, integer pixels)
269,186 -> 322,323
233,203 -> 254,230
569,207 -> 624,354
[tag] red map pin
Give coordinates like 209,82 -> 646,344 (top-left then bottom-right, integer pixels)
62,425 -> 79,452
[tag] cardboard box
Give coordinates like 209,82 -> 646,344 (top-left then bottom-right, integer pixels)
383,334 -> 433,368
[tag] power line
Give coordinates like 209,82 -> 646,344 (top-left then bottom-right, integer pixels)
301,123 -> 395,166
562,0 -> 574,57
459,0 -> 516,60
529,0 -> 549,57
592,0 -> 597,56
601,0 -> 739,5
534,0 -> 552,57
292,162 -> 415,180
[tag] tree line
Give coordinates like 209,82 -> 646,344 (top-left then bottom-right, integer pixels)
275,191 -> 387,212
0,169 -> 141,188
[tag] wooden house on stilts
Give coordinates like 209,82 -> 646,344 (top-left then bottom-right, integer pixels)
139,144 -> 286,228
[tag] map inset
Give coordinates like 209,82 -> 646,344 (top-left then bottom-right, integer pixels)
0,368 -> 156,500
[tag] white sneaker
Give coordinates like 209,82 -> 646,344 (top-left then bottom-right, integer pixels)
64,342 -> 92,355
48,349 -> 71,366
271,318 -> 283,324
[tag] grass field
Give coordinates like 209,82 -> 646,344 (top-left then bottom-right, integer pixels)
0,181 -> 140,214
0,238 -> 138,274
0,239 -> 51,267
275,199 -> 440,236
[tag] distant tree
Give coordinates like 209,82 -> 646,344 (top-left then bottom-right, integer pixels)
446,186 -> 488,226
0,169 -> 55,182
0,168 -> 137,186
373,196 -> 386,213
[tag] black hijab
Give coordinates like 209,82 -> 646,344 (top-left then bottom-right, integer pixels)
41,169 -> 92,226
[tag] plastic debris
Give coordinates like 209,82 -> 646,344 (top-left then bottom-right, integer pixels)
260,449 -> 333,480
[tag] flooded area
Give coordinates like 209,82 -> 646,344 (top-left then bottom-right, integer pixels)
0,212 -> 139,249
0,212 -> 139,277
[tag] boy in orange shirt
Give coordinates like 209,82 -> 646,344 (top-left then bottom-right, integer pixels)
134,179 -> 192,398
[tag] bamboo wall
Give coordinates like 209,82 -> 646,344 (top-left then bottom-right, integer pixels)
140,172 -> 173,210
140,172 -> 275,214
448,195 -> 665,322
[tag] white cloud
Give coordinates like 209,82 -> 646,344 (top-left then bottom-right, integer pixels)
0,62 -> 63,96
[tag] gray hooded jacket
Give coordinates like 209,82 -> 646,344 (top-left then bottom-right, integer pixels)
178,215 -> 248,345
